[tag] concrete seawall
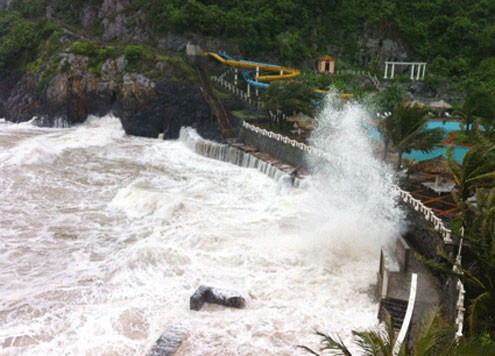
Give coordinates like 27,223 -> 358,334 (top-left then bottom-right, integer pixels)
238,125 -> 310,171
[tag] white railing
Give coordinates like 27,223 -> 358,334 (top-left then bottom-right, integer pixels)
218,69 -> 231,81
210,75 -> 263,108
241,121 -> 453,244
393,273 -> 418,355
453,232 -> 465,341
391,186 -> 452,244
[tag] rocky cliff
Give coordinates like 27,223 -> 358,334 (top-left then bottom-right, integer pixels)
0,1 -> 235,141
0,49 -> 224,140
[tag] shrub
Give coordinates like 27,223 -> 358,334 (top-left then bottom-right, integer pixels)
70,41 -> 98,56
124,45 -> 152,71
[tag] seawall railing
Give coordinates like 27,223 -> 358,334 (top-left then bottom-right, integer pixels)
453,233 -> 466,340
210,75 -> 263,108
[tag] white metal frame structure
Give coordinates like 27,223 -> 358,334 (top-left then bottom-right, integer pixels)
384,61 -> 427,80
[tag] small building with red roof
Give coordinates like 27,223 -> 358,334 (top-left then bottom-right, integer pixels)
317,55 -> 335,75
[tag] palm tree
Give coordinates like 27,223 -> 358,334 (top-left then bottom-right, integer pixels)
299,310 -> 495,355
455,87 -> 495,134
459,188 -> 495,335
447,141 -> 495,209
374,82 -> 405,113
379,100 -> 444,169
299,312 -> 401,356
424,186 -> 495,335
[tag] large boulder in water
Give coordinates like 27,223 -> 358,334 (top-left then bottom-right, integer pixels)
190,285 -> 246,311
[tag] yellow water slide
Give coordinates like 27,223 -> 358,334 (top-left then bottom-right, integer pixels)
205,52 -> 300,82
206,52 -> 352,99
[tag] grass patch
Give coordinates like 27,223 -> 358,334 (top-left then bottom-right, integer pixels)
232,109 -> 267,120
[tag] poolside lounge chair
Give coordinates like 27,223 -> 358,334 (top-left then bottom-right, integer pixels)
422,175 -> 456,195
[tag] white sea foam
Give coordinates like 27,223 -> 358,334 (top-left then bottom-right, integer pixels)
109,179 -> 184,220
0,114 -> 124,166
0,103 -> 401,355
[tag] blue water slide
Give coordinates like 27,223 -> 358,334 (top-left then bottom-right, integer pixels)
219,52 -> 236,61
241,70 -> 270,89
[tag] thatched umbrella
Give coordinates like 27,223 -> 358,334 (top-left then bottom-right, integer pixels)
415,155 -> 452,175
428,99 -> 453,110
408,99 -> 426,108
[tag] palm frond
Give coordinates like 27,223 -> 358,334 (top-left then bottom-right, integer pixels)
314,330 -> 354,356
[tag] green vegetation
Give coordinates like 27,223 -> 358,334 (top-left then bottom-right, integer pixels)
124,1 -> 495,90
232,110 -> 266,121
373,82 -> 405,113
416,144 -> 495,340
53,0 -> 103,26
10,0 -> 48,18
0,12 -> 59,72
300,310 -> 495,355
3,0 -> 495,96
261,80 -> 316,118
446,145 -> 495,335
378,100 -> 444,168
454,87 -> 495,134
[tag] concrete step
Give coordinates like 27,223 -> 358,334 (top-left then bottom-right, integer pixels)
379,297 -> 408,330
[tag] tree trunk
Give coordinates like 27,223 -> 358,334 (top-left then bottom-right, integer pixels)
397,151 -> 403,169
382,139 -> 389,161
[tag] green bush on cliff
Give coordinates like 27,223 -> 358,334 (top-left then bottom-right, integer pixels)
124,45 -> 153,71
54,0 -> 103,25
70,40 -> 99,56
0,12 -> 58,72
10,0 -> 48,18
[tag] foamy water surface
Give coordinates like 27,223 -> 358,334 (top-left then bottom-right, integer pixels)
0,111 -> 399,355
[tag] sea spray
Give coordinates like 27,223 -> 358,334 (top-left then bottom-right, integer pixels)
300,93 -> 403,261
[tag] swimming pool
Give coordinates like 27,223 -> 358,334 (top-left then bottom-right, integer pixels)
367,120 -> 468,163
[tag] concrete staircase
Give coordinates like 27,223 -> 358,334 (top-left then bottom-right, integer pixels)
195,66 -> 236,140
379,297 -> 408,330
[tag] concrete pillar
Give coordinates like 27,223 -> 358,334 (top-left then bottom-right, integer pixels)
234,68 -> 238,86
391,63 -> 396,79
247,84 -> 250,97
255,67 -> 259,97
410,64 -> 415,80
384,62 -> 388,79
416,64 -> 421,80
422,64 -> 427,80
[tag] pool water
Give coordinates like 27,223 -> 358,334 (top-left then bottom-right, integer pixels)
367,120 -> 468,163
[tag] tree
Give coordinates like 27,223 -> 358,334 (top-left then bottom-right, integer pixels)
262,80 -> 316,119
299,310 -> 495,355
461,189 -> 495,335
456,87 -> 495,134
373,82 -> 405,113
447,142 -> 495,334
447,141 -> 495,207
379,100 -> 444,169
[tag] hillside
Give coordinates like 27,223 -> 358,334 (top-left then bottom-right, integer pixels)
0,0 -> 494,128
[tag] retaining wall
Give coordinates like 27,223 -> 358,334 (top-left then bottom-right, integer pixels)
238,126 -> 310,171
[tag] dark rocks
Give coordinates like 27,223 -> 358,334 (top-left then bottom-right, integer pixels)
190,285 -> 246,311
118,80 -> 222,141
0,51 -> 223,141
147,325 -> 188,356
